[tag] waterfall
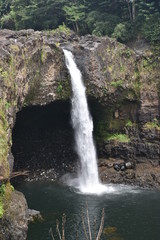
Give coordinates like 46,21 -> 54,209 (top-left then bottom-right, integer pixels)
63,49 -> 114,194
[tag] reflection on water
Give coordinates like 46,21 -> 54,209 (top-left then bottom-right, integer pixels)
15,182 -> 160,240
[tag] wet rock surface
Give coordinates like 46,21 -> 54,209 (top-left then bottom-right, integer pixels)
27,209 -> 43,223
98,158 -> 160,189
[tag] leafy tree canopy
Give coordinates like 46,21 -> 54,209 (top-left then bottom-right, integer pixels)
0,0 -> 160,44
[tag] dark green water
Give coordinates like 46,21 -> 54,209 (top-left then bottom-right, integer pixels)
16,182 -> 160,240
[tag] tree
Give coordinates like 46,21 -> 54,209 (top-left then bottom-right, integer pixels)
10,0 -> 67,30
0,0 -> 159,44
132,0 -> 136,20
63,2 -> 85,33
0,0 -> 12,17
138,0 -> 159,20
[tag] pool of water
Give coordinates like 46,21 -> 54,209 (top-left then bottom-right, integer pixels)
15,181 -> 160,240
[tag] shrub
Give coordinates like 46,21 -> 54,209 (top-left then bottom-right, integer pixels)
85,12 -> 120,37
0,12 -> 15,29
142,16 -> 160,44
107,134 -> 130,143
144,121 -> 160,130
112,23 -> 128,42
49,23 -> 71,36
110,80 -> 123,88
125,120 -> 133,127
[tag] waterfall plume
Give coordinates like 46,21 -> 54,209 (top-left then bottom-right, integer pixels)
63,49 -> 114,194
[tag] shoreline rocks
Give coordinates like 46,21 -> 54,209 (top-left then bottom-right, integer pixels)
98,158 -> 160,189
0,191 -> 28,240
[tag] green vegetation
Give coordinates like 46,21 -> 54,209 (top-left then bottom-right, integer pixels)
0,53 -> 17,93
94,104 -> 135,143
5,102 -> 11,110
56,83 -> 63,93
110,80 -> 123,88
0,101 -> 8,165
107,133 -> 130,142
63,4 -> 85,33
0,183 -> 14,218
112,23 -> 128,42
24,69 -> 41,105
0,0 -> 159,45
125,120 -> 133,127
144,121 -> 160,131
0,184 -> 5,218
45,23 -> 71,36
95,112 -> 131,143
0,203 -> 4,218
40,47 -> 48,64
124,49 -> 132,58
54,23 -> 71,35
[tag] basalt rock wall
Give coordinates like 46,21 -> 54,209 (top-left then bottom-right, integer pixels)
0,29 -> 71,240
0,29 -> 160,239
71,35 -> 160,187
72,35 -> 160,165
0,30 -> 159,180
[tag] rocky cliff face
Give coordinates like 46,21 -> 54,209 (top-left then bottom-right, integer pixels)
0,190 -> 28,240
0,29 -> 159,239
71,35 -> 160,187
0,29 -> 71,179
0,29 -> 71,240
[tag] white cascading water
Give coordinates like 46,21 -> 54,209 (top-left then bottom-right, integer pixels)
63,49 -> 114,194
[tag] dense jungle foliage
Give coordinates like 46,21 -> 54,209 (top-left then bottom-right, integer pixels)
0,0 -> 160,43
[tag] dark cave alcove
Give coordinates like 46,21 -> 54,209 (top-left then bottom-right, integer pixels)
11,96 -> 139,180
11,100 -> 77,179
11,98 -> 107,180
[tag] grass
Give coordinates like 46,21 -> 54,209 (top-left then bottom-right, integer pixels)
125,120 -> 133,127
41,47 -> 48,63
56,83 -> 63,93
0,183 -> 14,219
106,134 -> 130,143
110,80 -> 123,88
0,204 -> 4,218
144,121 -> 160,130
0,184 -> 5,218
0,103 -> 8,165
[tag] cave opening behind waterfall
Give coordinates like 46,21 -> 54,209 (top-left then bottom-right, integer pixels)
11,100 -> 77,180
11,98 -> 111,181
11,97 -> 139,181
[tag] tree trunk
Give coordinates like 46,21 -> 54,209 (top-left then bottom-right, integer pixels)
72,23 -> 76,32
126,0 -> 132,21
132,0 -> 136,21
75,21 -> 79,34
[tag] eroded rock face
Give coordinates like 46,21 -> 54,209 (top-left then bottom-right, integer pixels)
0,29 -> 72,239
71,35 -> 160,168
0,29 -> 73,178
0,30 -> 159,179
0,29 -> 160,239
0,191 -> 28,240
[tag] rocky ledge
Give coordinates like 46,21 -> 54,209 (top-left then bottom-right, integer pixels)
98,158 -> 160,189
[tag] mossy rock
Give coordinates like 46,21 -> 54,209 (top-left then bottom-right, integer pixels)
0,183 -> 14,219
0,101 -> 9,177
